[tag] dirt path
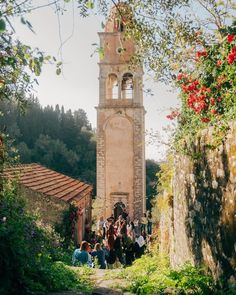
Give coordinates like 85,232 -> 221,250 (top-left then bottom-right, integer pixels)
46,269 -> 133,295
91,269 -> 133,295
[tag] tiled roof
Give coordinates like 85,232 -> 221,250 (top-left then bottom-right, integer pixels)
3,163 -> 92,202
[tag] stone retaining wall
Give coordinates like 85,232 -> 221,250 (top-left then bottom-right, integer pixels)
164,122 -> 236,280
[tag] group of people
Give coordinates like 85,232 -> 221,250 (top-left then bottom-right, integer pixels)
72,210 -> 153,269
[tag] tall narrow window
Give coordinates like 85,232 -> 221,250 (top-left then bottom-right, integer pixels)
107,74 -> 118,99
122,73 -> 133,99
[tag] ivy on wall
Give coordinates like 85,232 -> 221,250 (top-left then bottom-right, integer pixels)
55,203 -> 78,248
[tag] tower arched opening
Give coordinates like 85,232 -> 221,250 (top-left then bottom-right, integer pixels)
122,73 -> 133,99
107,73 -> 119,99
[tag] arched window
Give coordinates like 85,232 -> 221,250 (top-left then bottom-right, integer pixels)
107,74 -> 118,99
121,73 -> 133,99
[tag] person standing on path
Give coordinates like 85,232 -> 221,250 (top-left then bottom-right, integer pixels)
97,216 -> 105,238
140,213 -> 148,234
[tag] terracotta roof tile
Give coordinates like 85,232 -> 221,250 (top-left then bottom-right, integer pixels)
3,163 -> 92,203
61,184 -> 91,202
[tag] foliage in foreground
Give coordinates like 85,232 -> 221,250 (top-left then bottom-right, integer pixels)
116,252 -> 215,295
0,182 -> 92,295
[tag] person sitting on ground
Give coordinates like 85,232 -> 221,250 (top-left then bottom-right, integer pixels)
72,241 -> 89,266
87,243 -> 94,268
91,243 -> 106,269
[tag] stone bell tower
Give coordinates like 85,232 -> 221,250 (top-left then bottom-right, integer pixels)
96,4 -> 146,220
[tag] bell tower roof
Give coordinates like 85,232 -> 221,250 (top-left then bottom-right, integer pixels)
98,3 -> 135,65
105,3 -> 133,33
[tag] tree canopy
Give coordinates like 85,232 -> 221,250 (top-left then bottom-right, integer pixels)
0,98 -> 97,191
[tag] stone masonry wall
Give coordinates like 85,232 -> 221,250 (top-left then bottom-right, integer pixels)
96,106 -> 145,220
20,186 -> 69,227
168,122 -> 236,281
133,107 -> 146,219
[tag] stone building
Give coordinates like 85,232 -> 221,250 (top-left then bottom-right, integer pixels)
96,4 -> 146,220
4,163 -> 92,243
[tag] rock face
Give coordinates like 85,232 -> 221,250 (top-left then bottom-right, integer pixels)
169,122 -> 236,280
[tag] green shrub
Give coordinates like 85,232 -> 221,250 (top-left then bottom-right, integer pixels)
0,182 -> 92,295
119,253 -> 215,295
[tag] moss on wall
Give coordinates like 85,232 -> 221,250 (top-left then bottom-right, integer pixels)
166,122 -> 236,282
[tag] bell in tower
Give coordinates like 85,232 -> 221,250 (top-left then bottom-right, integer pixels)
96,3 -> 146,221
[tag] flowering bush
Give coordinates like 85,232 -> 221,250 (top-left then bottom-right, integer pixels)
170,23 -> 236,152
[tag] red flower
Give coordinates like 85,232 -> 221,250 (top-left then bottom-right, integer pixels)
210,97 -> 215,105
182,84 -> 188,93
227,52 -> 236,64
196,52 -> 201,59
194,101 -> 207,113
200,87 -> 210,93
211,109 -> 217,115
232,46 -> 236,53
227,34 -> 235,43
217,60 -> 223,66
177,73 -> 183,80
218,97 -> 222,102
195,31 -> 202,36
202,50 -> 208,57
201,117 -> 210,123
196,50 -> 208,59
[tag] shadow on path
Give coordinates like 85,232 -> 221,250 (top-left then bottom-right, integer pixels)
92,286 -> 124,294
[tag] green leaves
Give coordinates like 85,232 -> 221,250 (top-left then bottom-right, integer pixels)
56,68 -> 61,75
56,61 -> 62,75
86,0 -> 94,9
98,47 -> 104,59
20,17 -> 35,33
0,19 -> 6,33
118,252 -> 215,295
101,21 -> 105,29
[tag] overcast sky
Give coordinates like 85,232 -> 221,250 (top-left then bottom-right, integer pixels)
13,1 -> 179,161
